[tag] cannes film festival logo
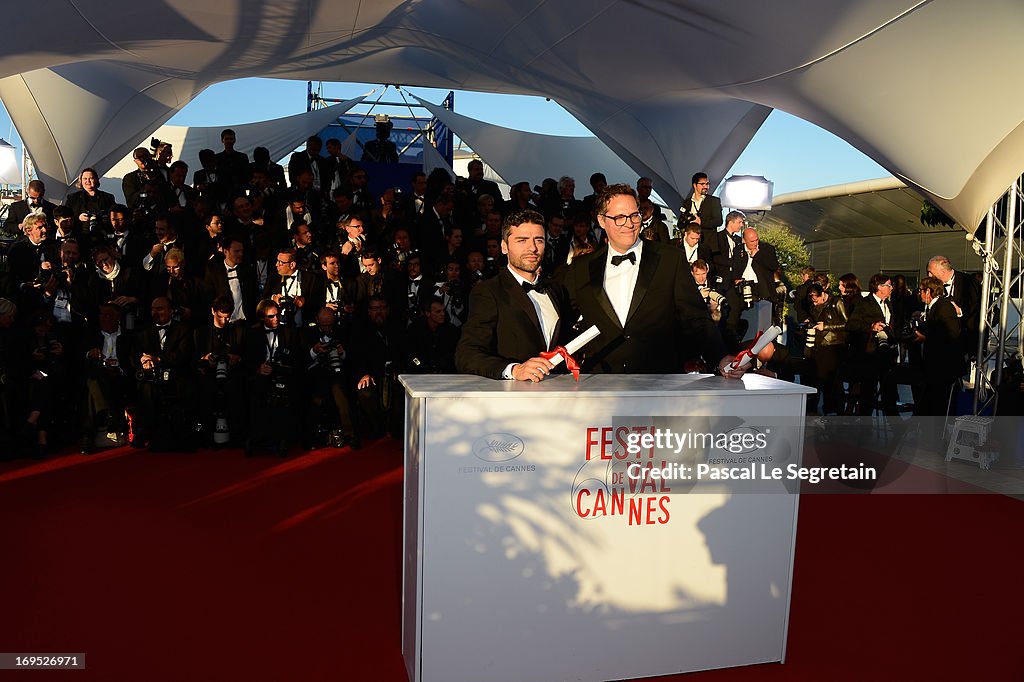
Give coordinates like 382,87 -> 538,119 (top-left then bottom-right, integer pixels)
472,433 -> 526,462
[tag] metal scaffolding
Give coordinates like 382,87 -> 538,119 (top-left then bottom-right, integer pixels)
972,174 -> 1024,414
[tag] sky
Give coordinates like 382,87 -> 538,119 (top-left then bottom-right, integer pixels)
0,77 -> 887,197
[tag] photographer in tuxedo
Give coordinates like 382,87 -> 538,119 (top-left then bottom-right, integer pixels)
565,185 -> 741,376
132,297 -> 196,449
910,276 -> 963,416
79,303 -> 135,453
244,298 -> 300,456
846,274 -> 900,415
194,295 -> 247,447
457,209 -> 573,381
302,306 -> 359,449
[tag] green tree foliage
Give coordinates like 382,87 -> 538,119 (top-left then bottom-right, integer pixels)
755,222 -> 810,291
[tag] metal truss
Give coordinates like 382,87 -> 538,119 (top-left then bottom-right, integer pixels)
972,174 -> 1024,414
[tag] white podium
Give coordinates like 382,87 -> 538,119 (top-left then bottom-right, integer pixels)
401,373 -> 814,682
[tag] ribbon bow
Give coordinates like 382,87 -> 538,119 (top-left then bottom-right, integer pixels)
540,345 -> 581,381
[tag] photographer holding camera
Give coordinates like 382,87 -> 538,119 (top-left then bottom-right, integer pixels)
6,213 -> 59,307
263,248 -> 314,327
122,148 -> 166,209
195,295 -> 246,447
907,276 -> 963,416
244,298 -> 300,456
846,274 -> 901,415
302,306 -> 359,449
79,303 -> 135,453
132,297 -> 196,449
66,168 -> 115,236
805,283 -> 848,415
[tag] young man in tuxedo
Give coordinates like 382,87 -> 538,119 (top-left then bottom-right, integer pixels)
564,184 -> 742,376
456,209 -> 574,381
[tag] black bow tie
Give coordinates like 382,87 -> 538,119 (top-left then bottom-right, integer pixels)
611,252 -> 636,266
265,328 -> 277,335
156,324 -> 170,330
522,279 -> 548,295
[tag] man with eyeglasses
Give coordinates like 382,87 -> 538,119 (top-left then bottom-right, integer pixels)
565,184 -> 742,376
906,276 -> 963,416
679,172 -> 723,243
244,298 -> 300,456
846,274 -> 901,414
263,248 -> 314,327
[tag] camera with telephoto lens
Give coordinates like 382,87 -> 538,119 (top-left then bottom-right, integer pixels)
87,212 -> 99,234
266,361 -> 292,406
874,329 -> 894,351
317,333 -> 344,375
277,295 -> 296,326
210,353 -> 230,383
738,279 -> 756,308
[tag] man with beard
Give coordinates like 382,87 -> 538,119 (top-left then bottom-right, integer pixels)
679,172 -> 723,243
456,209 -> 573,381
352,295 -> 405,438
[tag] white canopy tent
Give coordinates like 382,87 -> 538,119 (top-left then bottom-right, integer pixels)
413,95 -> 650,204
0,0 -> 1021,232
99,99 -> 362,203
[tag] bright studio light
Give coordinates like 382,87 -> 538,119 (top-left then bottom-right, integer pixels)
721,175 -> 773,211
0,139 -> 18,185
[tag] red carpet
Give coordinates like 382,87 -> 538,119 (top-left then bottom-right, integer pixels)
1,442 -> 1022,681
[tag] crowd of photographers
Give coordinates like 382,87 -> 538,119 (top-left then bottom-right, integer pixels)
0,127 -> 999,458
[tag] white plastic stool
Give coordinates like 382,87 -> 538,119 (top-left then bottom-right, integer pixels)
946,416 -> 999,470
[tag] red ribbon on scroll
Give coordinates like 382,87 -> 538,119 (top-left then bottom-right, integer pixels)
541,346 -> 581,381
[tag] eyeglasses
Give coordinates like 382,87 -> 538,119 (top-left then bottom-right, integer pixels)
276,259 -> 294,265
601,212 -> 642,227
879,283 -> 893,288
264,313 -> 278,318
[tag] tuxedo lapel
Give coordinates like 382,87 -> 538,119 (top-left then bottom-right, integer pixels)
500,269 -> 545,349
587,246 -> 621,329
625,242 -> 658,325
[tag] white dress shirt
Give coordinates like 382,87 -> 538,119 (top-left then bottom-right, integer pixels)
502,267 -> 559,379
604,240 -> 643,327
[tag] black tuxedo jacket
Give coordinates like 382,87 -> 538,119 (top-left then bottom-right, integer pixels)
262,269 -> 317,302
731,241 -> 780,301
243,324 -> 299,373
215,149 -> 251,189
711,230 -> 743,286
565,241 -> 726,373
680,193 -> 723,240
202,258 -> 260,322
921,296 -> 963,379
3,198 -> 58,233
82,327 -> 137,372
846,294 -> 898,355
455,268 -> 572,379
134,321 -> 194,373
287,151 -> 329,189
946,270 -> 980,342
108,230 -> 153,270
194,323 -> 247,368
307,275 -> 358,316
5,237 -> 61,293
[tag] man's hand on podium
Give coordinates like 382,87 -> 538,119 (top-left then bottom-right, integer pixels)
512,356 -> 555,382
718,355 -> 747,380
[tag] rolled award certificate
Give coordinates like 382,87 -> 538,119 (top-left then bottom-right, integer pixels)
546,325 -> 601,368
726,325 -> 782,372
